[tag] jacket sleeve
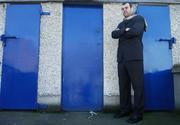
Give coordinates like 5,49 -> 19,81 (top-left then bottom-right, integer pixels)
124,16 -> 145,38
111,23 -> 126,39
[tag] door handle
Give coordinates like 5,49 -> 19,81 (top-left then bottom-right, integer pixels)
158,37 -> 176,49
0,34 -> 17,47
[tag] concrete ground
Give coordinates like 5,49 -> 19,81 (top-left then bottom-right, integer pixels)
0,110 -> 180,125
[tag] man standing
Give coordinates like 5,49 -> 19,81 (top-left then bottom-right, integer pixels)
111,3 -> 146,123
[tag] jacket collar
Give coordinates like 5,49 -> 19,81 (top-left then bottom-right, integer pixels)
123,14 -> 137,21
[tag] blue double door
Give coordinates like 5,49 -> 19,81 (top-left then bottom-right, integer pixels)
0,4 -> 41,109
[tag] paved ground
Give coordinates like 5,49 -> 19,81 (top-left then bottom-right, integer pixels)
0,110 -> 180,125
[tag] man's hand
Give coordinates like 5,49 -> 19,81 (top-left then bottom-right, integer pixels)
125,28 -> 130,32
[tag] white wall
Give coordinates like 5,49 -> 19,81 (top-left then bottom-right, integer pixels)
170,4 -> 180,108
0,4 -> 6,91
170,5 -> 180,65
103,3 -> 124,107
38,3 -> 62,106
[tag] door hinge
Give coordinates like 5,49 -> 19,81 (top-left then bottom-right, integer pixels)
0,34 -> 17,47
158,37 -> 176,49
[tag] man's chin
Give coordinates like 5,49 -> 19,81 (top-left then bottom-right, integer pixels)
124,15 -> 129,18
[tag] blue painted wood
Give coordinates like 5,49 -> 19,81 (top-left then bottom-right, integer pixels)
62,5 -> 103,111
138,5 -> 174,110
0,4 -> 41,109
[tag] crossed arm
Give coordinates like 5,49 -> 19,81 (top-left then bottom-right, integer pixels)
111,16 -> 145,39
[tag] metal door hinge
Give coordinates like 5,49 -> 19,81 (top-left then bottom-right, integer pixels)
0,34 -> 17,47
158,37 -> 176,49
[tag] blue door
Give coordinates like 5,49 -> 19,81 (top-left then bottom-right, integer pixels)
138,6 -> 174,110
62,5 -> 103,111
0,4 -> 41,109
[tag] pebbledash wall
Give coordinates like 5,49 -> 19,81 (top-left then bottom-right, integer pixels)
0,0 -> 180,109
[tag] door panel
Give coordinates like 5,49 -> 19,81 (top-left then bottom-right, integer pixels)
138,5 -> 174,110
62,5 -> 103,111
0,4 -> 41,109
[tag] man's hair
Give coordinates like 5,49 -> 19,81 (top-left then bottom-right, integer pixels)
122,2 -> 133,8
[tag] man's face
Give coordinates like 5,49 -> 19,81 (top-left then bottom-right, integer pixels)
121,3 -> 133,18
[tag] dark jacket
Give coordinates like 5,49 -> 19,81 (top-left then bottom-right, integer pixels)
111,15 -> 146,62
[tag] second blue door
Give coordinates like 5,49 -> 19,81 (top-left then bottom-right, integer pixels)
138,5 -> 174,110
62,5 -> 103,111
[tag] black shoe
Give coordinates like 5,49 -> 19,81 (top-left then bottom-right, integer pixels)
113,111 -> 130,118
127,115 -> 143,123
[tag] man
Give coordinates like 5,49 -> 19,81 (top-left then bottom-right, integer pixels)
111,2 -> 146,123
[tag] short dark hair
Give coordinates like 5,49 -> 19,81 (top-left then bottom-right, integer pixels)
122,2 -> 132,8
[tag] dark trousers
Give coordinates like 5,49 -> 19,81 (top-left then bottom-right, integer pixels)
118,60 -> 144,116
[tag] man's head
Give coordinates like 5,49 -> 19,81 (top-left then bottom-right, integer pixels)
121,2 -> 133,18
